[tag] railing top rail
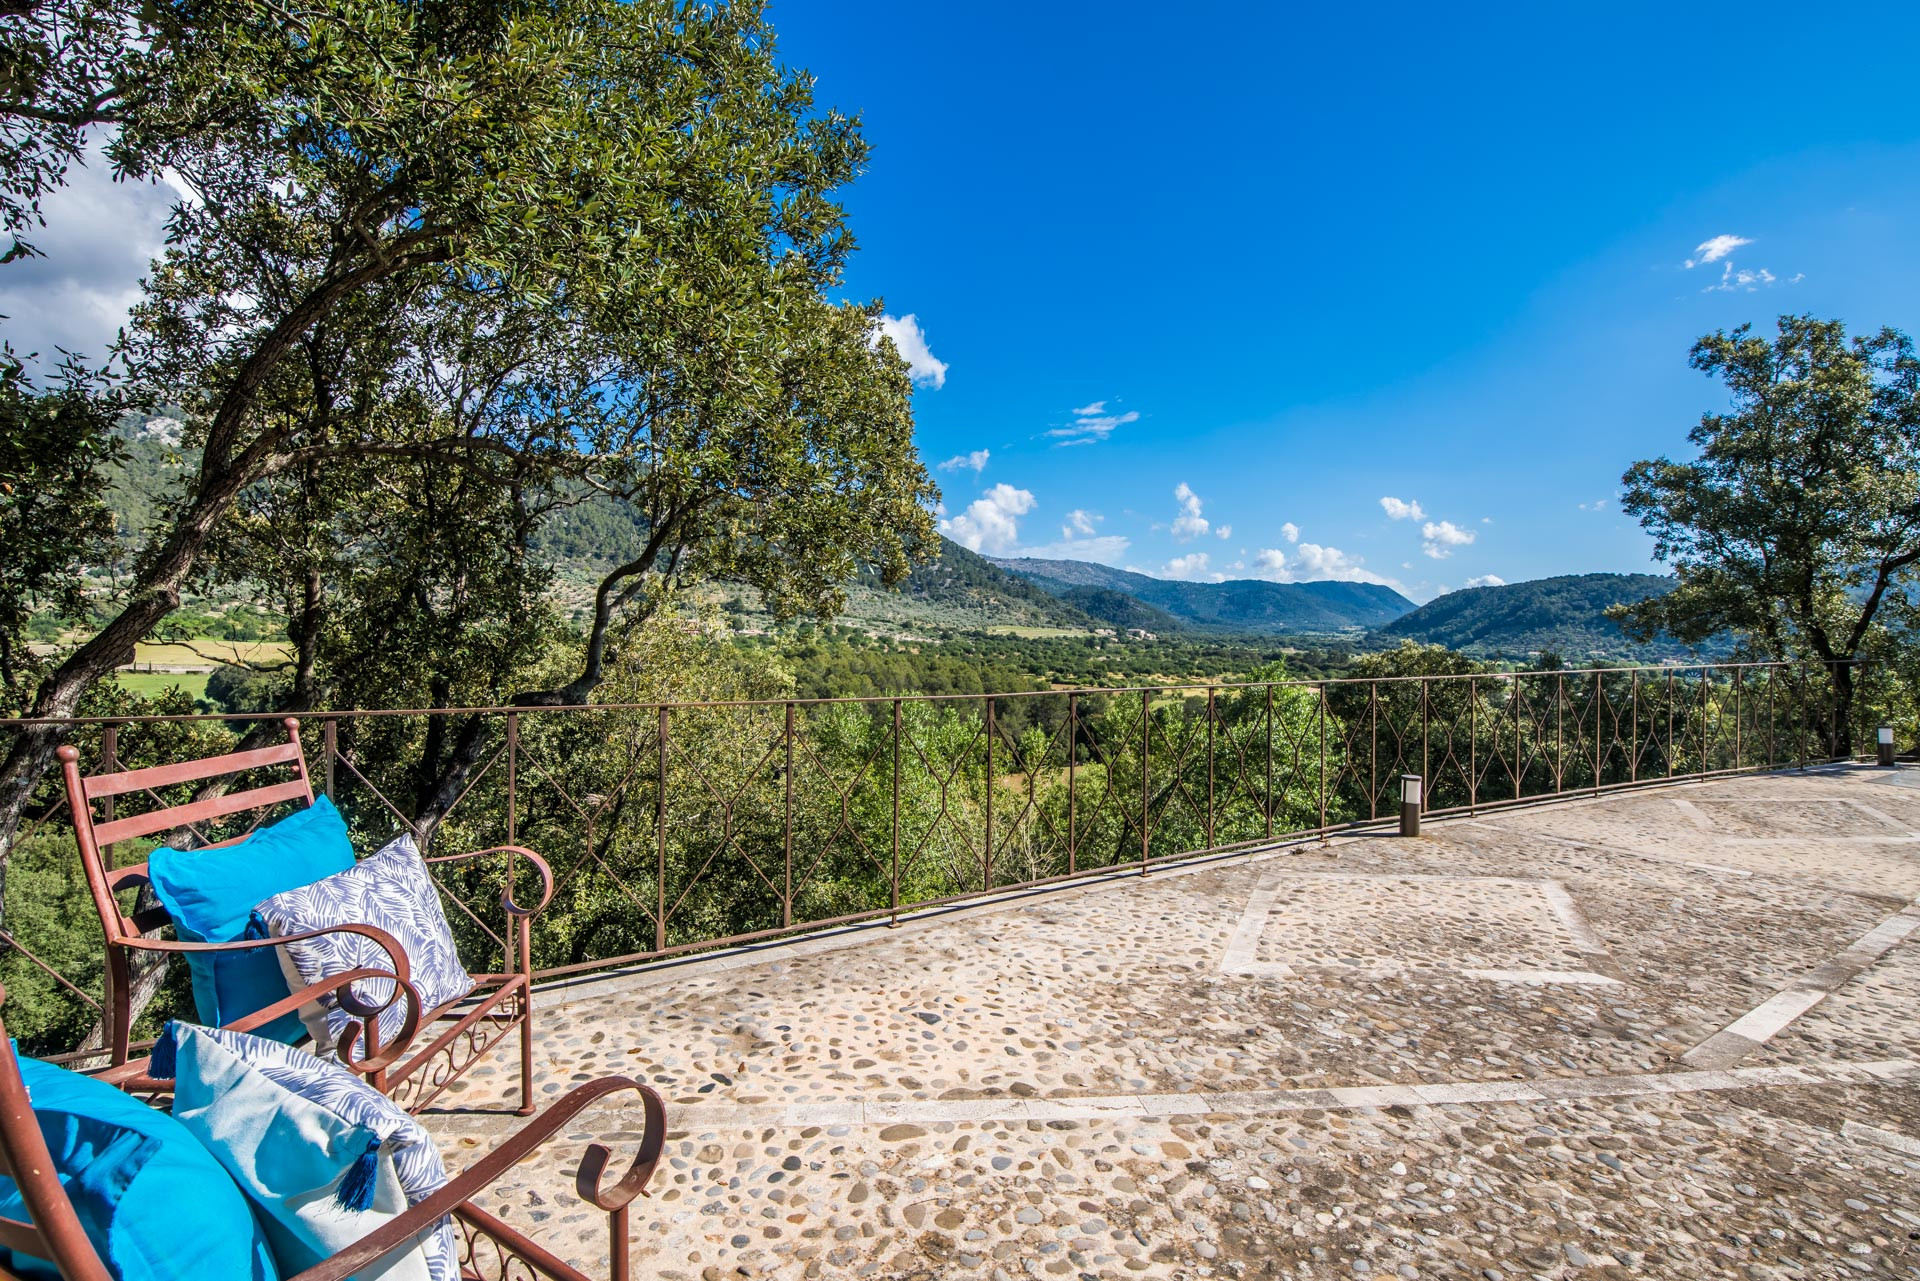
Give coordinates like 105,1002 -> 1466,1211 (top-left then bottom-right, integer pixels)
0,658 -> 1860,728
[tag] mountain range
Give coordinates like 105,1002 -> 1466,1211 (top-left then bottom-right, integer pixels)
804,541 -> 1685,657
988,556 -> 1415,633
98,424 -> 1681,658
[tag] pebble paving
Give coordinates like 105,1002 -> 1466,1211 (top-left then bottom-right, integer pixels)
423,766 -> 1920,1279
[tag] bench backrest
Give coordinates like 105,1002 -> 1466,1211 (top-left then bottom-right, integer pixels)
57,719 -> 316,942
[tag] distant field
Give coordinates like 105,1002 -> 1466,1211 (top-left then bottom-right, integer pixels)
983,626 -> 1089,639
132,641 -> 291,666
113,671 -> 211,701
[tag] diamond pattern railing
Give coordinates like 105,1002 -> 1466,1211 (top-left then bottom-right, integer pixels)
0,659 -> 1888,1054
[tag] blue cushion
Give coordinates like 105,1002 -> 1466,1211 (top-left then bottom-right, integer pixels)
0,1055 -> 278,1281
160,1024 -> 456,1281
147,795 -> 355,1042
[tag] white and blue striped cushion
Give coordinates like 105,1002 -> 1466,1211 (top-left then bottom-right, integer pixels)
161,1023 -> 458,1281
255,833 -> 475,1059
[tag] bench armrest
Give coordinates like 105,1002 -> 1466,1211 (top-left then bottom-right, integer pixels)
113,925 -> 426,1074
285,1076 -> 666,1281
425,844 -> 556,919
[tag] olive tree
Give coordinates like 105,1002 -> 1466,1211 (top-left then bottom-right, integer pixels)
0,0 -> 935,906
1615,316 -> 1920,753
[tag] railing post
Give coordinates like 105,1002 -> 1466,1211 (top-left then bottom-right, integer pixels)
1667,670 -> 1676,777
1068,693 -> 1079,875
1469,676 -> 1478,815
1699,668 -> 1709,779
654,706 -> 667,955
1264,684 -> 1274,841
1553,673 -> 1564,792
1368,682 -> 1378,822
1630,671 -> 1639,784
1317,684 -> 1327,835
323,718 -> 337,799
1829,661 -> 1839,762
984,698 -> 995,892
1140,689 -> 1151,875
1593,670 -> 1602,797
783,703 -> 795,930
1420,679 -> 1430,802
1512,675 -> 1522,802
504,712 -> 519,978
1767,666 -> 1776,767
1206,687 -> 1216,849
890,699 -> 901,928
1734,668 -> 1743,770
504,713 -> 517,844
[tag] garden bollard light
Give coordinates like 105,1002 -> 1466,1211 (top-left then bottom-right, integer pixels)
1399,774 -> 1422,837
1878,726 -> 1895,767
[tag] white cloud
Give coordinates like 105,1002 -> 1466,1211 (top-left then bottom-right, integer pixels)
1678,235 -> 1796,293
1683,234 -> 1752,269
1048,401 -> 1139,446
938,482 -> 1034,553
1465,574 -> 1506,588
1294,542 -> 1398,586
0,142 -> 176,365
1577,499 -> 1608,512
1161,551 -> 1218,581
1171,482 -> 1209,540
1703,263 -> 1780,293
1379,496 -> 1425,522
1420,519 -> 1476,559
938,449 -> 990,474
1280,521 -> 1300,543
872,314 -> 948,388
1215,524 -> 1232,540
1062,509 -> 1100,537
1246,541 -> 1399,589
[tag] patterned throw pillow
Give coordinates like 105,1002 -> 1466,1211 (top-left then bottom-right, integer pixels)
156,1022 -> 458,1281
254,833 -> 474,1058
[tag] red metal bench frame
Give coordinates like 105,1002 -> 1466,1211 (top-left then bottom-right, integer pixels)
57,718 -> 554,1115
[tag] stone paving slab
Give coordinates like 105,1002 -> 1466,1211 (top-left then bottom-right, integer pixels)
423,767 -> 1920,1279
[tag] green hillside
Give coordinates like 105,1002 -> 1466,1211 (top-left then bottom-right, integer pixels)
1373,573 -> 1686,658
990,556 -> 1416,634
842,537 -> 1098,633
1059,586 -> 1185,633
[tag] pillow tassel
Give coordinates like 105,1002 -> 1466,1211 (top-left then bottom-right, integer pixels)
336,1135 -> 382,1211
242,911 -> 271,941
147,1022 -> 178,1081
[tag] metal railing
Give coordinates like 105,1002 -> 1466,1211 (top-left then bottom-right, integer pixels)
0,659 -> 1889,1053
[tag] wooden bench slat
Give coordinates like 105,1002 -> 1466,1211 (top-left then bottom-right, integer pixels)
90,779 -> 312,847
84,741 -> 304,800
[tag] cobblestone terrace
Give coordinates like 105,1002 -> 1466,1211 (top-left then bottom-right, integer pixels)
427,765 -> 1920,1280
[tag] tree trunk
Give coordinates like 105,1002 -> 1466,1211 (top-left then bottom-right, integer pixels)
0,445 -> 291,924
413,714 -> 492,848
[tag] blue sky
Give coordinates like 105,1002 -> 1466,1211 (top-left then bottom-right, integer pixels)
9,4 -> 1920,604
771,2 -> 1920,601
